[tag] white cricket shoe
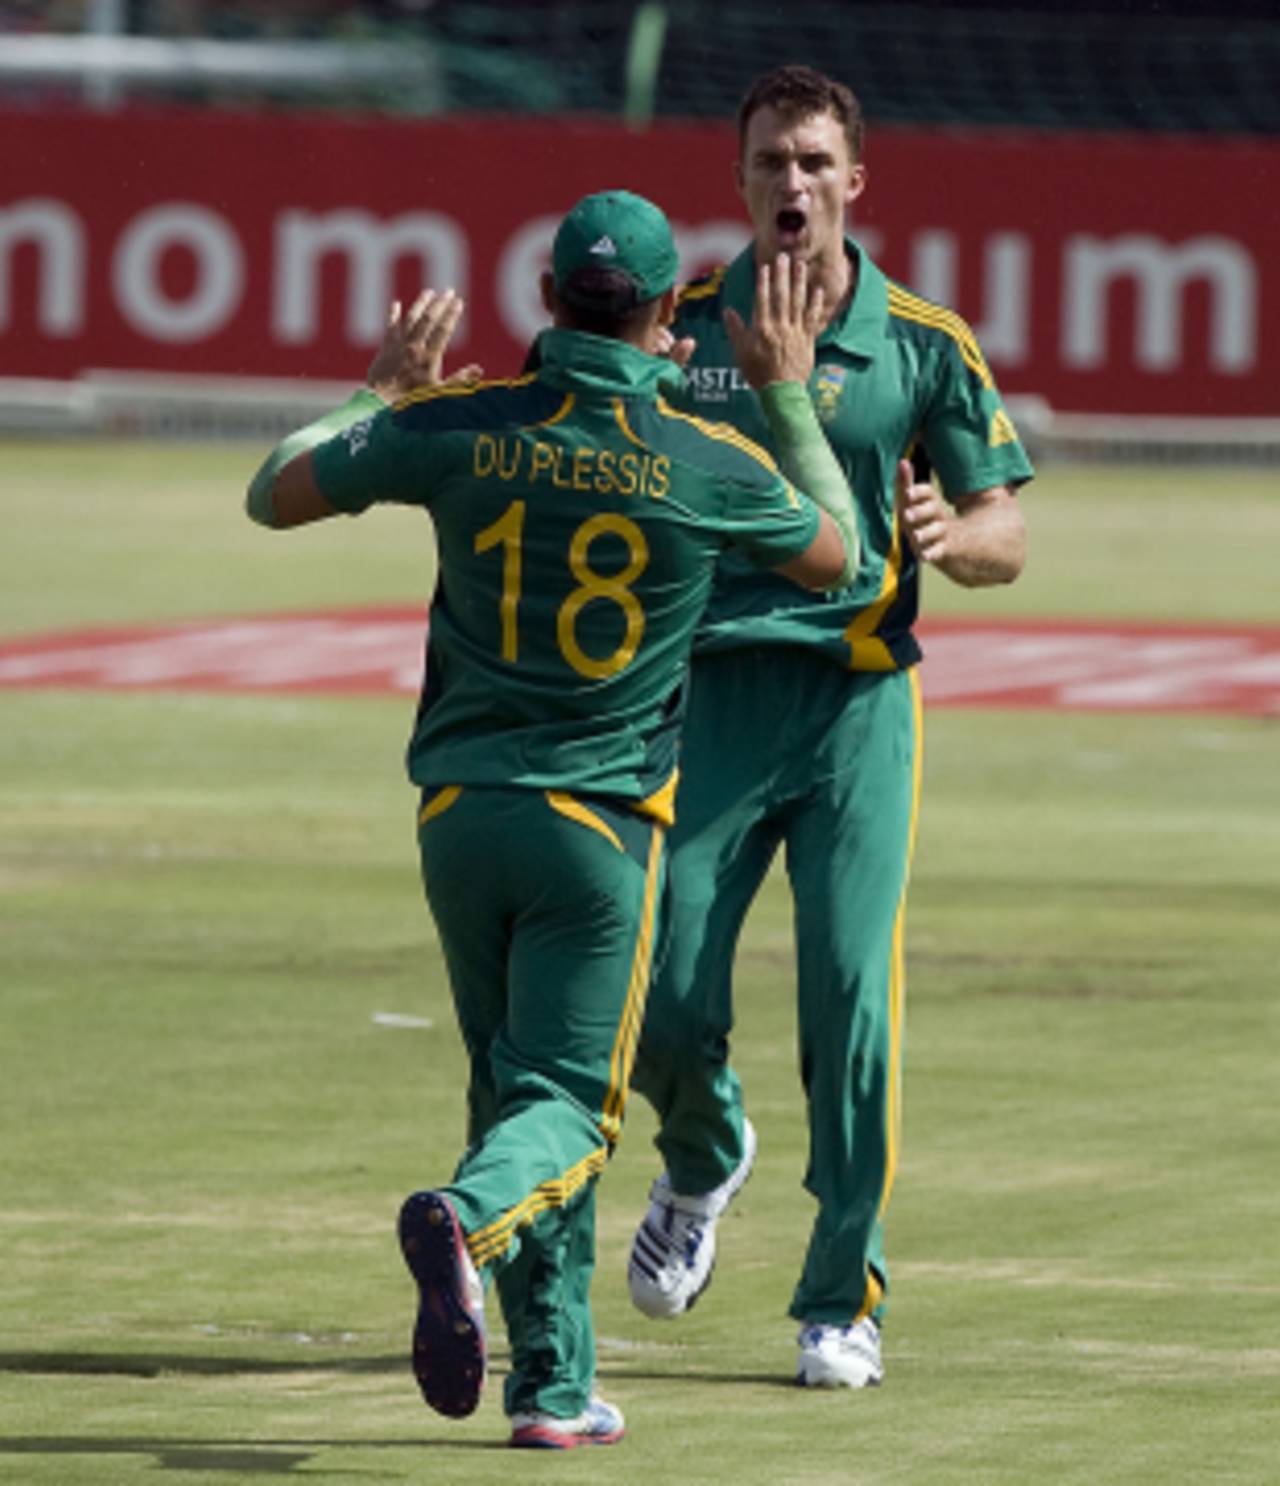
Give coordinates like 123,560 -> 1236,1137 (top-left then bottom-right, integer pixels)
509,1395 -> 625,1449
796,1317 -> 884,1389
627,1117 -> 757,1319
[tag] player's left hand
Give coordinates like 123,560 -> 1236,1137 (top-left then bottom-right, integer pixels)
895,458 -> 952,564
724,252 -> 826,390
366,289 -> 484,403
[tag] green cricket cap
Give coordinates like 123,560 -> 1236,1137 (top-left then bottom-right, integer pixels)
552,189 -> 679,310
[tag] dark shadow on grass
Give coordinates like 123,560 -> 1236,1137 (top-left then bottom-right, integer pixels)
0,1437 -> 507,1473
2,1348 -> 796,1389
0,1350 -> 408,1379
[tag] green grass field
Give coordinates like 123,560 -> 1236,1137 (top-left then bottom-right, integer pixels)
2,443 -> 1278,1484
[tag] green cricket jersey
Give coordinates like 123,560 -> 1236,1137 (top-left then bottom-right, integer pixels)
673,236 -> 1034,671
310,328 -> 820,817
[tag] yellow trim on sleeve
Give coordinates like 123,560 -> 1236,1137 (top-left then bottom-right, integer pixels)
544,791 -> 624,852
989,407 -> 1019,447
886,284 -> 994,390
417,785 -> 462,826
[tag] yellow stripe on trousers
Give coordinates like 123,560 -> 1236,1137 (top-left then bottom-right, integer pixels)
418,785 -> 462,826
462,821 -> 663,1270
856,668 -> 924,1323
880,668 -> 924,1222
600,822 -> 664,1144
544,790 -> 624,852
466,1145 -> 609,1269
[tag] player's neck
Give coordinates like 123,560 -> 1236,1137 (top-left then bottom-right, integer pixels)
813,246 -> 855,325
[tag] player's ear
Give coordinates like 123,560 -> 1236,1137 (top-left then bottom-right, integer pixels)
846,163 -> 868,208
540,271 -> 557,316
657,286 -> 678,325
732,157 -> 746,199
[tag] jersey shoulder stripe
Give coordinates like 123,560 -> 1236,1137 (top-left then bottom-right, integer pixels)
618,395 -> 789,496
616,394 -> 783,488
676,266 -> 727,307
886,282 -> 994,389
390,375 -> 567,435
674,267 -> 728,330
653,397 -> 782,479
612,398 -> 648,450
393,371 -> 538,412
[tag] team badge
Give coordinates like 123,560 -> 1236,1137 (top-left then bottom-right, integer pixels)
813,365 -> 847,424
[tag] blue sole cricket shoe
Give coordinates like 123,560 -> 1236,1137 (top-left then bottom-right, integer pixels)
397,1190 -> 486,1418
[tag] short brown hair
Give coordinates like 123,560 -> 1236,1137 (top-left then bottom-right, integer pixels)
737,65 -> 865,162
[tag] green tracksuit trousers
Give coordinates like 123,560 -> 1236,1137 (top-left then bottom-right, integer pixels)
632,649 -> 922,1326
416,785 -> 664,1418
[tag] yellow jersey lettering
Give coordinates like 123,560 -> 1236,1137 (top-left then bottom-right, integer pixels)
493,438 -> 669,500
475,434 -> 522,481
617,451 -> 639,496
550,445 -> 573,489
497,437 -> 522,480
529,441 -> 556,482
474,434 -> 524,481
573,446 -> 596,491
649,454 -> 670,499
474,433 -> 498,479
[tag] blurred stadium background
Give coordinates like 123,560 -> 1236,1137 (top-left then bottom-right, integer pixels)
2,0 -> 1278,457
5,0 -> 1280,127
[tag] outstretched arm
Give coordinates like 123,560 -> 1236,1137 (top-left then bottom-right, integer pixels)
246,290 -> 478,530
895,459 -> 1025,587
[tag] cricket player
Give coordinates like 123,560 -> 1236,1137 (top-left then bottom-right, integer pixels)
626,66 -> 1034,1389
245,191 -> 860,1445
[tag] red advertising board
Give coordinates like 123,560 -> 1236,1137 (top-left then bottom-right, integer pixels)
2,106 -> 1277,417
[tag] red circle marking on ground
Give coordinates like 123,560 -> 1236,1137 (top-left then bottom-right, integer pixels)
1,609 -> 1277,716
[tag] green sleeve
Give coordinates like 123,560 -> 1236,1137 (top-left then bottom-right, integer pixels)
923,348 -> 1035,499
718,475 -> 822,571
757,381 -> 860,586
245,388 -> 386,527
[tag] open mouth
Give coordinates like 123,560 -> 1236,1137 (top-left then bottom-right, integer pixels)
776,208 -> 807,243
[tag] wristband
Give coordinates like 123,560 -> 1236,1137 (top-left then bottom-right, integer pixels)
758,381 -> 860,586
246,388 -> 386,527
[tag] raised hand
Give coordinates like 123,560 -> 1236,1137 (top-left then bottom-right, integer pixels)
366,289 -> 484,404
724,252 -> 827,390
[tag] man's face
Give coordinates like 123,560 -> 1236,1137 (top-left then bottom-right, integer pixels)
735,105 -> 866,263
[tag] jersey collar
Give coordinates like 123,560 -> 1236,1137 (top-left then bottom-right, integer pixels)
723,234 -> 887,362
535,327 -> 687,399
